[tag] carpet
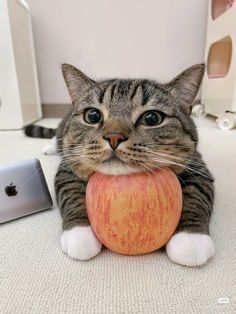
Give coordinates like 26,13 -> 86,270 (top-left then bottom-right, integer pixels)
0,117 -> 235,313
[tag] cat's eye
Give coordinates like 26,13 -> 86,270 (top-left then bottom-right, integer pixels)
84,108 -> 103,124
138,110 -> 164,126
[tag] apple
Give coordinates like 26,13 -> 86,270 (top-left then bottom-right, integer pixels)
86,168 -> 182,255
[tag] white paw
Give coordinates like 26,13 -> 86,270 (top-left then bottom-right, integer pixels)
42,136 -> 57,155
61,225 -> 102,260
166,232 -> 215,267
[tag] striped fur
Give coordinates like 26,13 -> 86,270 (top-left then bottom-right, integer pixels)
35,63 -> 214,239
24,125 -> 56,139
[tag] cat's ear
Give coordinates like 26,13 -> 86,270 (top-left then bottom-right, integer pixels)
164,64 -> 205,112
61,64 -> 95,103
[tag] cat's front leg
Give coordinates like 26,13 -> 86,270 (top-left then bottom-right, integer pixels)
166,164 -> 215,267
55,163 -> 102,260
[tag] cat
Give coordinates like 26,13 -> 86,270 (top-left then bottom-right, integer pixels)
25,63 -> 215,266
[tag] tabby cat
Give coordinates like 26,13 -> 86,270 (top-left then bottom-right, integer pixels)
25,63 -> 215,266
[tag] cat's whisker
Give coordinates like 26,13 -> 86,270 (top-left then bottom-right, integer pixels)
150,157 -> 212,181
148,151 -> 205,168
60,157 -> 84,170
151,149 -> 201,161
134,143 -> 196,149
137,162 -> 155,174
183,167 -> 205,186
63,142 -> 100,147
138,159 -> 188,185
62,151 -> 87,156
136,160 -> 175,188
59,147 -> 98,153
61,156 -> 87,163
145,148 -> 191,160
136,151 -> 209,180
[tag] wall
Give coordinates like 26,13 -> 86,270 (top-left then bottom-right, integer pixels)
27,0 -> 209,104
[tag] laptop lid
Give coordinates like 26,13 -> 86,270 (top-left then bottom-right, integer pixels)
0,159 -> 53,223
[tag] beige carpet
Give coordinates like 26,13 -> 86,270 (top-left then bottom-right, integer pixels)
1,117 -> 236,314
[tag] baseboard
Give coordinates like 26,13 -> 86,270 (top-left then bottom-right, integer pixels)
42,104 -> 72,118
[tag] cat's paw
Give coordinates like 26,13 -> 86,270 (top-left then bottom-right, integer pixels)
42,144 -> 57,155
166,232 -> 215,267
60,225 -> 102,260
42,136 -> 57,155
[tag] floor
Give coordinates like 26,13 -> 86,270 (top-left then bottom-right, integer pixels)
0,117 -> 236,313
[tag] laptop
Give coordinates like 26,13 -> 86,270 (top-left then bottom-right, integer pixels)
0,159 -> 53,223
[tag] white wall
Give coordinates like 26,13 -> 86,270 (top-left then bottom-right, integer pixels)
27,0 -> 209,104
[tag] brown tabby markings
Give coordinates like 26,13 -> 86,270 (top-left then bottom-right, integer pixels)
51,63 -> 214,235
24,64 -> 214,234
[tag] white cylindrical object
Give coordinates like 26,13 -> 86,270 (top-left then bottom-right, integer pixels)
217,113 -> 236,130
0,0 -> 42,130
191,104 -> 207,118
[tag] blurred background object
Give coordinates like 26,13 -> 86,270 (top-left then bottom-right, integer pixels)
200,0 -> 236,130
26,0 -> 209,114
3,0 -> 236,130
0,0 -> 41,129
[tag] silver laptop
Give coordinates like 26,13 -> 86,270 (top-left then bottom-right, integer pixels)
0,159 -> 53,223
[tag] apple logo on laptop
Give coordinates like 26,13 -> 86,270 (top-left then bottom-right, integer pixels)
5,183 -> 18,197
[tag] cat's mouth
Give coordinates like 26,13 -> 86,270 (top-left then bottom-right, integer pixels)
102,152 -> 124,164
98,151 -> 141,175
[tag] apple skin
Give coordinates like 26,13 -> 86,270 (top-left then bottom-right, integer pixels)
86,168 -> 182,255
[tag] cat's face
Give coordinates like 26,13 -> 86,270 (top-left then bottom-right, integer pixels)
61,64 -> 204,177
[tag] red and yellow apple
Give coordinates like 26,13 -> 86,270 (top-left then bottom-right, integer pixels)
86,168 -> 182,255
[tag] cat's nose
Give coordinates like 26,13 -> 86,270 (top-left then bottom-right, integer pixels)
103,133 -> 127,150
